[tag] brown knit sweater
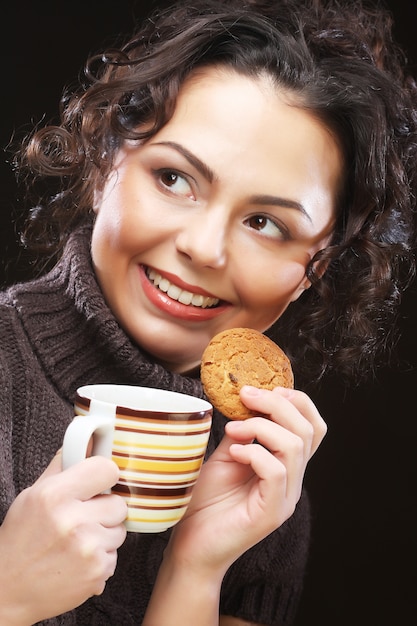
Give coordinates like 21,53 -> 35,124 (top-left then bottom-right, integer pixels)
0,226 -> 311,625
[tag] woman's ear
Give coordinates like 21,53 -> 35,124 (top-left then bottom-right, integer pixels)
290,257 -> 329,303
92,190 -> 101,214
314,257 -> 329,280
290,279 -> 311,303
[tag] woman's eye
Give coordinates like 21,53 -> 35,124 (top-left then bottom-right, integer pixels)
245,215 -> 287,240
157,170 -> 194,199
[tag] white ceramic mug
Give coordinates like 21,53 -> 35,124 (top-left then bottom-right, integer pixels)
62,384 -> 212,533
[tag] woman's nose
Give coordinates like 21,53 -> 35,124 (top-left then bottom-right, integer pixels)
175,207 -> 228,269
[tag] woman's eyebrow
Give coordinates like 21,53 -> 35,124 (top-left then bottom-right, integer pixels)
152,140 -> 216,183
152,140 -> 311,222
249,194 -> 312,223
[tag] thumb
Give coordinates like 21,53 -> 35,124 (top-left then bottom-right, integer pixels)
208,431 -> 242,462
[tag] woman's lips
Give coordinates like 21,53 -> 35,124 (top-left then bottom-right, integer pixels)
139,265 -> 230,321
147,268 -> 220,308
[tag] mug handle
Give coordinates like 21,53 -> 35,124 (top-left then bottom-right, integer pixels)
62,414 -> 114,470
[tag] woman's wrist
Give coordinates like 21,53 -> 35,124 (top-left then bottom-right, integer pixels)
143,541 -> 225,626
0,546 -> 31,626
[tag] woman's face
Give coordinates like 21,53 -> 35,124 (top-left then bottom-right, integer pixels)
91,68 -> 343,373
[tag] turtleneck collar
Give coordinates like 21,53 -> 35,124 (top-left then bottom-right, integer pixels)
8,225 -> 205,406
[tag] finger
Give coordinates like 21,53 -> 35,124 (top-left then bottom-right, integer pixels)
83,493 -> 128,528
239,386 -> 326,456
227,418 -> 306,500
74,522 -> 128,563
59,455 -> 120,500
98,545 -> 124,590
271,387 -> 327,455
228,442 -> 296,524
205,430 -> 245,462
237,387 -> 314,460
90,523 -> 128,555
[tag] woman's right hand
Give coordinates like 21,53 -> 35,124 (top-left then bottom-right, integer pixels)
0,451 -> 127,626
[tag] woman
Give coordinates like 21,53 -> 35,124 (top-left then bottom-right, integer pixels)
0,1 -> 416,624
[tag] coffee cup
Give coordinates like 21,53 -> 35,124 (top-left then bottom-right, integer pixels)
62,384 -> 212,533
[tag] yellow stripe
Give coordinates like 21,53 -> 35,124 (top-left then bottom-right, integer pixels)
113,457 -> 203,472
127,513 -> 183,523
113,440 -> 205,451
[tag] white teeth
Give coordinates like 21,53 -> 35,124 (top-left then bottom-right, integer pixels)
178,290 -> 193,305
191,294 -> 204,307
167,284 -> 182,300
148,269 -> 159,284
146,269 -> 219,309
158,278 -> 170,293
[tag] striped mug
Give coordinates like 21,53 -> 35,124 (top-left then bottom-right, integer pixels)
62,384 -> 212,533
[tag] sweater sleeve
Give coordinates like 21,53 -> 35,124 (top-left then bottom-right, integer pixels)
0,313 -> 18,521
220,489 -> 311,625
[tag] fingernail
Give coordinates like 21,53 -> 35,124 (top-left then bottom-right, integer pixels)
240,385 -> 262,396
275,386 -> 294,398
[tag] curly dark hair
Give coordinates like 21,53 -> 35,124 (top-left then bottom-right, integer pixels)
13,0 -> 417,386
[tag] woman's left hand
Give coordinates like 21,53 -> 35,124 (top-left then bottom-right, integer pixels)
143,385 -> 326,626
169,384 -> 327,574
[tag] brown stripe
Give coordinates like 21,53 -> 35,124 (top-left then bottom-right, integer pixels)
118,478 -> 196,488
127,504 -> 187,511
75,395 -> 211,422
113,484 -> 193,497
75,397 -> 91,411
116,417 -> 211,428
116,425 -> 211,435
117,407 -> 211,420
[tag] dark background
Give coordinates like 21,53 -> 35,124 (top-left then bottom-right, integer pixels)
2,2 -> 417,624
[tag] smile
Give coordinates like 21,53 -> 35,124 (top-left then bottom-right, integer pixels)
146,268 -> 220,309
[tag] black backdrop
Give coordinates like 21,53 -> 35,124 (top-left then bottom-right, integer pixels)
2,2 -> 417,624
